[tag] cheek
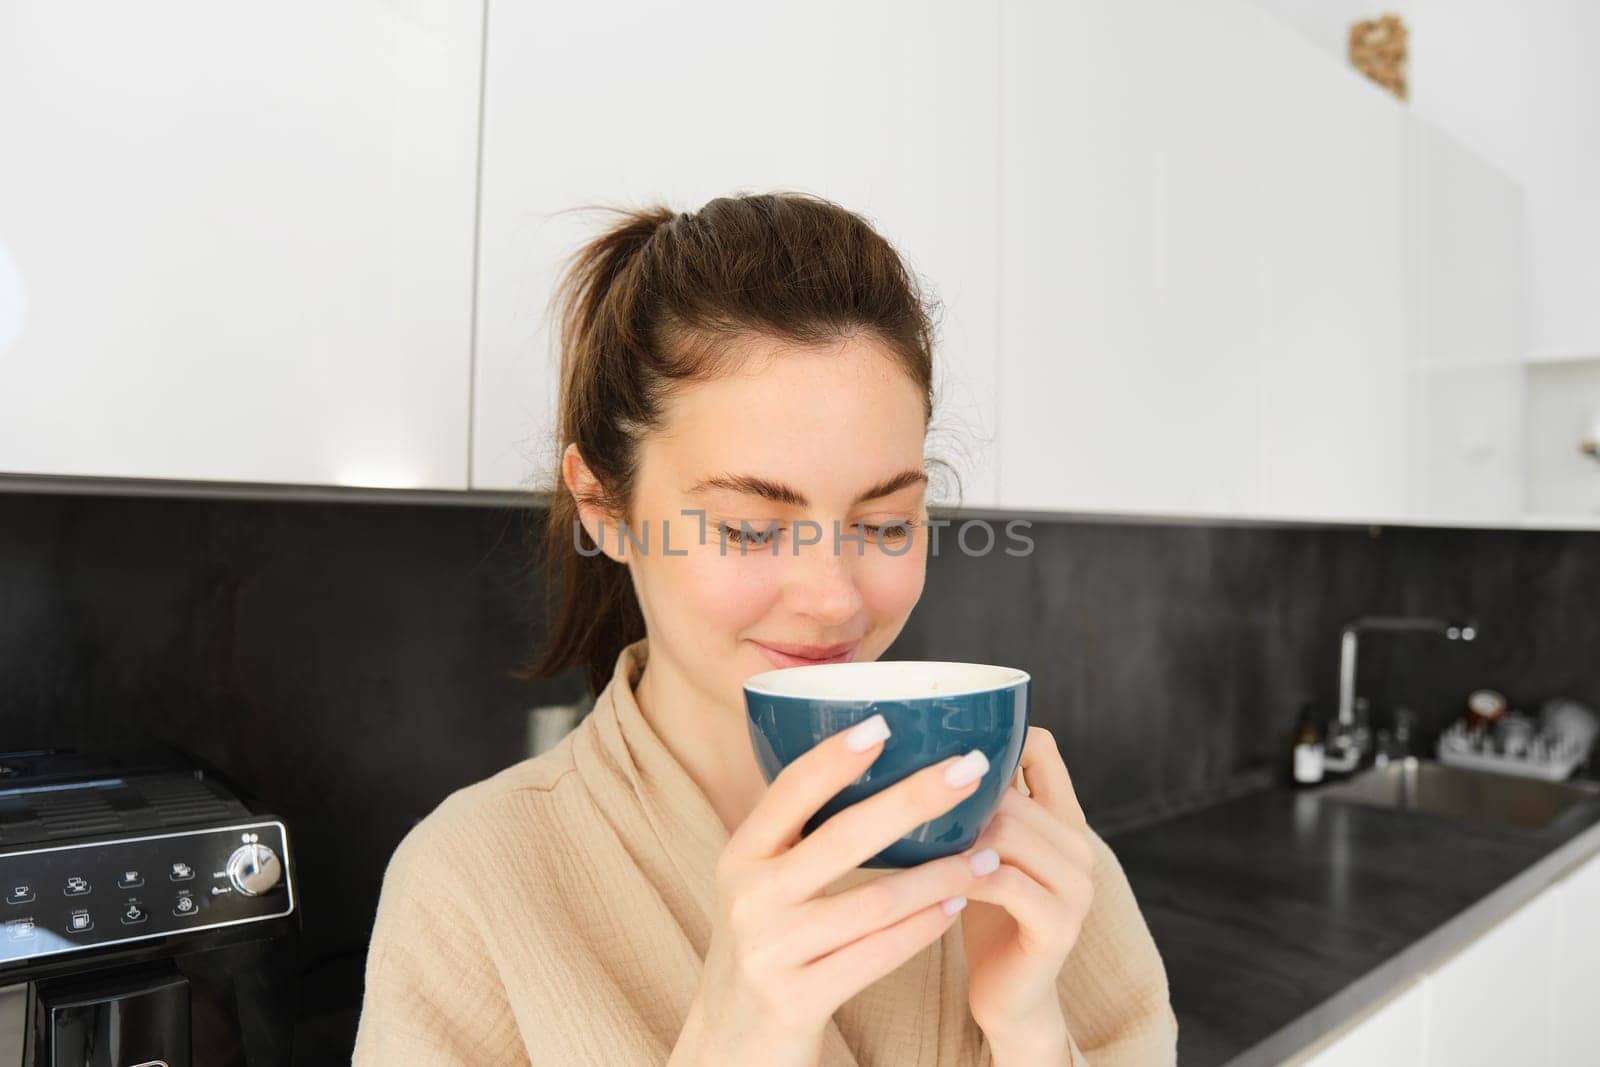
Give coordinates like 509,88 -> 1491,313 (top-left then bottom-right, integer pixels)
855,541 -> 928,618
659,548 -> 782,632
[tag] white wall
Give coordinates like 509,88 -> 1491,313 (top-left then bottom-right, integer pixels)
1246,0 -> 1417,60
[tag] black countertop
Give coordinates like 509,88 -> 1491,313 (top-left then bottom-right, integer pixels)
1106,773 -> 1600,1067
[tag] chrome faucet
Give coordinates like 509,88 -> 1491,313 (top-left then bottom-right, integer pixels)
1326,615 -> 1478,773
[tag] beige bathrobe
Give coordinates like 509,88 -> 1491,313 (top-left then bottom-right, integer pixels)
352,637 -> 1179,1065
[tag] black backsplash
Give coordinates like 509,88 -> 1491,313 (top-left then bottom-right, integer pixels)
2,489 -> 1596,1063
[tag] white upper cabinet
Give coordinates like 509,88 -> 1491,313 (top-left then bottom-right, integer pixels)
0,2 -> 1537,522
1406,1 -> 1599,362
998,2 -> 1524,526
1409,361 -> 1526,523
473,0 -> 1001,507
998,0 -> 1265,518
1406,120 -> 1526,524
1411,122 -> 1525,372
1257,15 -> 1411,522
0,2 -> 482,490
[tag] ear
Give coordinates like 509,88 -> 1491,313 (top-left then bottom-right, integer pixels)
561,443 -> 627,564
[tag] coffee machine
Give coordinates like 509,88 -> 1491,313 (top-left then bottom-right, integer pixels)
0,750 -> 298,1066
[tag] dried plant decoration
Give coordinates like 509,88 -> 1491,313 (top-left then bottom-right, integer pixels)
1349,13 -> 1409,101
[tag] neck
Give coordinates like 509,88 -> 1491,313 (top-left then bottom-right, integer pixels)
632,648 -> 768,833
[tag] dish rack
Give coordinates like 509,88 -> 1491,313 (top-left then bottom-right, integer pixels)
1435,720 -> 1589,781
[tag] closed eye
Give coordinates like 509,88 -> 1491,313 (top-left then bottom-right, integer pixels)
719,521 -> 779,545
713,519 -> 920,548
860,522 -> 914,541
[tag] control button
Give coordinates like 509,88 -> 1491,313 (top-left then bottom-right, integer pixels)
116,870 -> 144,889
169,862 -> 194,882
120,902 -> 148,926
172,891 -> 197,918
67,908 -> 93,933
6,885 -> 35,906
225,843 -> 283,897
5,918 -> 36,941
64,876 -> 90,897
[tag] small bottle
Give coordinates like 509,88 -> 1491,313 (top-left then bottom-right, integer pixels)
1291,703 -> 1325,786
1373,728 -> 1393,768
1392,706 -> 1416,758
1351,696 -> 1373,759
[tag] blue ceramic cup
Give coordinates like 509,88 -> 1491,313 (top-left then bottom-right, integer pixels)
743,660 -> 1030,868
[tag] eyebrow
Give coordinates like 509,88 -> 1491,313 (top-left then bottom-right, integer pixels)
685,468 -> 928,508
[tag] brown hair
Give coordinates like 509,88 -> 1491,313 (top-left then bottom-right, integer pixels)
519,191 -> 959,695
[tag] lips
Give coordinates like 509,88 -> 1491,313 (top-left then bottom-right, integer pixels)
750,639 -> 860,668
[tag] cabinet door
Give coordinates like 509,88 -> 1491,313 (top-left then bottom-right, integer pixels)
1407,120 -> 1526,522
1408,362 -> 1526,523
0,2 -> 481,490
1295,978 -> 1428,1067
1424,888 -> 1561,1066
473,0 -> 1001,506
997,0 -> 1265,517
1412,121 -> 1525,371
1551,850 -> 1600,1065
1258,15 -> 1411,522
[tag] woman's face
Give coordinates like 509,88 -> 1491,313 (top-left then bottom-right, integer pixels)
582,332 -> 930,708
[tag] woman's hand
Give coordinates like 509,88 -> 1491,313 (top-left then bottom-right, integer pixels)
670,714 -> 999,1067
960,727 -> 1096,1064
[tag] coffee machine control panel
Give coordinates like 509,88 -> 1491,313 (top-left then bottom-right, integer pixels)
0,820 -> 294,965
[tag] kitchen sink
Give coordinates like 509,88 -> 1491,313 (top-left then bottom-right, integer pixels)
1317,757 -> 1600,831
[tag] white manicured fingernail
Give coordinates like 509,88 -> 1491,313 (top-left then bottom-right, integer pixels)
941,895 -> 968,916
968,848 -> 1000,877
944,749 -> 989,788
844,714 -> 891,752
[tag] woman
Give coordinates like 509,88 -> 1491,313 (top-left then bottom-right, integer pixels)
353,193 -> 1178,1065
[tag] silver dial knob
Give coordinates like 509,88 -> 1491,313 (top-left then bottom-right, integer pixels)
226,843 -> 282,897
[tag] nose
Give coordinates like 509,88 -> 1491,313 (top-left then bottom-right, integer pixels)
780,523 -> 865,625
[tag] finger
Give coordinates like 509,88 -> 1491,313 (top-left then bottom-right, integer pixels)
965,864 -> 1087,955
777,748 -> 992,898
800,897 -> 963,1003
785,850 -> 992,963
728,713 -> 893,860
992,789 -> 1095,875
1017,727 -> 1087,828
972,803 -> 1086,900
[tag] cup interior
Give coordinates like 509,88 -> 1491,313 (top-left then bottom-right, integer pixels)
743,660 -> 1028,701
